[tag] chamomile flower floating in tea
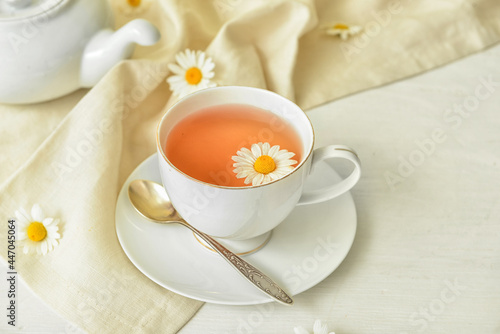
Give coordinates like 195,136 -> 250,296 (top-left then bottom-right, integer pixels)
167,49 -> 217,98
15,204 -> 60,255
232,142 -> 298,186
113,0 -> 153,16
325,23 -> 362,40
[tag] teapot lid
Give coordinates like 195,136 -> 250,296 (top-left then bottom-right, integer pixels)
0,0 -> 64,20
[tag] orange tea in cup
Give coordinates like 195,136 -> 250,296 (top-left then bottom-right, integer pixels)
164,103 -> 302,187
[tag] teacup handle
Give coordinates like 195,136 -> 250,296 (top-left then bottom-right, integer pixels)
297,145 -> 361,205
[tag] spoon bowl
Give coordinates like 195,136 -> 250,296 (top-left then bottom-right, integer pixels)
128,179 -> 182,222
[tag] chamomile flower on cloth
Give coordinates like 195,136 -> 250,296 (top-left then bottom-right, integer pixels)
232,142 -> 297,186
113,0 -> 153,16
167,49 -> 217,98
15,204 -> 60,255
325,23 -> 362,40
294,319 -> 336,334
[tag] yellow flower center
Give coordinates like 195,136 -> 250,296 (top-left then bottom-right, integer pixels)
333,24 -> 349,30
127,0 -> 141,7
185,67 -> 203,85
254,155 -> 276,174
27,222 -> 47,242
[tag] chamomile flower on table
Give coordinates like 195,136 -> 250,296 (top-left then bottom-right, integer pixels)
294,319 -> 336,334
167,49 -> 217,98
15,204 -> 60,255
232,142 -> 297,186
325,23 -> 362,40
113,0 -> 153,16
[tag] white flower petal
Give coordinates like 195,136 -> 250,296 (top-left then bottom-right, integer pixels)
252,173 -> 265,186
261,142 -> 271,155
313,319 -> 328,334
268,145 -> 280,157
268,173 -> 280,181
236,156 -> 253,164
278,159 -> 298,167
186,49 -> 197,65
168,79 -> 186,90
262,174 -> 273,184
234,165 -> 249,171
15,208 -> 30,226
204,78 -> 215,87
251,143 -> 262,157
238,147 -> 254,159
244,170 -> 260,184
194,81 -> 209,90
17,231 -> 27,241
31,204 -> 44,222
294,327 -> 310,334
235,172 -> 249,179
197,51 -> 206,69
42,217 -> 53,226
232,155 -> 252,164
235,169 -> 252,178
167,63 -> 186,76
175,51 -> 190,69
167,74 -> 185,84
234,166 -> 253,174
202,60 -> 215,73
45,225 -> 58,235
200,68 -> 213,79
275,150 -> 295,161
271,170 -> 288,178
45,226 -> 57,239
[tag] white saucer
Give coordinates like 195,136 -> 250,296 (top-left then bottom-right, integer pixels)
115,154 -> 357,305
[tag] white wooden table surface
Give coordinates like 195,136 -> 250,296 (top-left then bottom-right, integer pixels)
2,43 -> 500,334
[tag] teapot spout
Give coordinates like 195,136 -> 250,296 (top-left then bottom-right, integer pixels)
80,19 -> 161,87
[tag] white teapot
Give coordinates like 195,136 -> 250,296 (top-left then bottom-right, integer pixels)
0,0 -> 161,104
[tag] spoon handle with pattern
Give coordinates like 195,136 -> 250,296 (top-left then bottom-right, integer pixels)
179,220 -> 294,306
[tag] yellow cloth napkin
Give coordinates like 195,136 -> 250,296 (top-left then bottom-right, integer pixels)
0,0 -> 499,332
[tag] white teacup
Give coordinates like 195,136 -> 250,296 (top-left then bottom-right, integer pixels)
157,86 -> 361,251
